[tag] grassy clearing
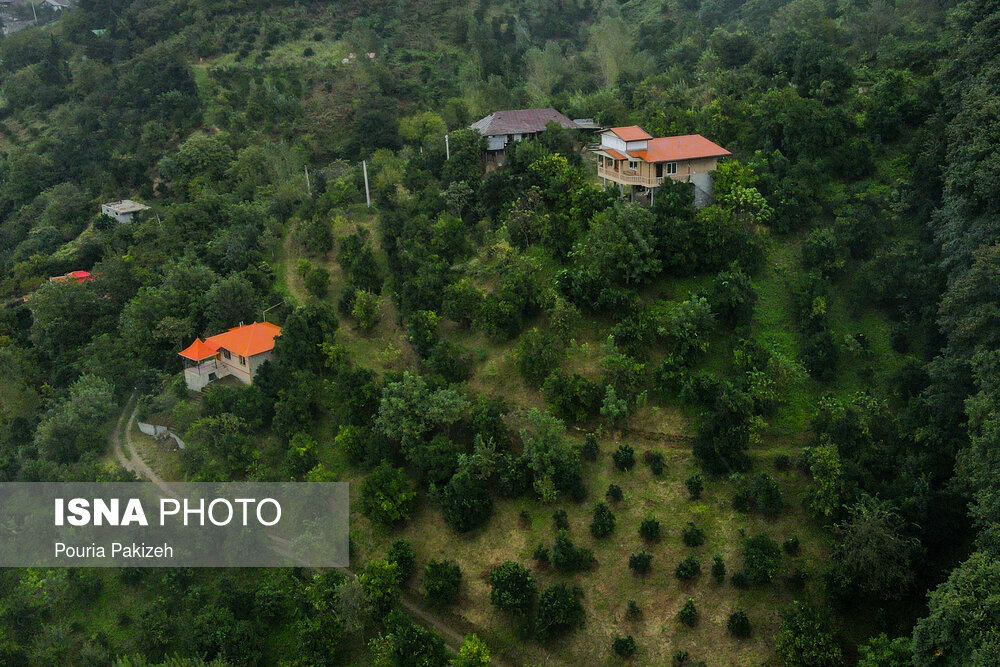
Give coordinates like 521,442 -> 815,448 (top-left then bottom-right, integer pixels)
354,432 -> 827,666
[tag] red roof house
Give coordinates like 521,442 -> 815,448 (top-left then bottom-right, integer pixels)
179,322 -> 281,391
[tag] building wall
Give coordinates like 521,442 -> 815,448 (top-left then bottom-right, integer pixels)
247,351 -> 274,380
601,133 -> 626,152
487,135 -> 507,151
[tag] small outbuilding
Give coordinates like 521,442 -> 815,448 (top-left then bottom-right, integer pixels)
101,199 -> 150,223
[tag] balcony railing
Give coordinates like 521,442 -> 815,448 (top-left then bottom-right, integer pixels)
597,164 -> 664,187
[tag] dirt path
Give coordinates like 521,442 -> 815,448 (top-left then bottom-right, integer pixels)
111,390 -> 176,497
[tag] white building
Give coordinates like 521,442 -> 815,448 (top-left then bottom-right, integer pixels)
101,199 -> 150,223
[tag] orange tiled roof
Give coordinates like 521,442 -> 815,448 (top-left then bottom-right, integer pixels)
180,322 -> 282,361
179,337 -> 218,361
205,321 -> 282,357
608,126 -> 653,141
600,147 -> 628,160
629,135 -> 731,163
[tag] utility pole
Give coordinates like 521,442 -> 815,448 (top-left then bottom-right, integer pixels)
31,2 -> 37,24
261,301 -> 284,323
445,133 -> 450,160
304,165 -> 311,196
362,160 -> 371,208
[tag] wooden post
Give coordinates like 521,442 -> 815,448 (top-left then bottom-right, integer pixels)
445,134 -> 450,160
362,160 -> 371,208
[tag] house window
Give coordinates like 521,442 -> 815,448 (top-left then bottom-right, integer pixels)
665,162 -> 678,175
238,355 -> 246,366
628,159 -> 639,170
222,350 -> 231,360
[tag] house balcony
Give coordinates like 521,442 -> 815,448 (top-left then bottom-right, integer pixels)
183,359 -> 229,392
597,164 -> 665,188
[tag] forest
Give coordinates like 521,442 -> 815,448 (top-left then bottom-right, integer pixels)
0,0 -> 997,664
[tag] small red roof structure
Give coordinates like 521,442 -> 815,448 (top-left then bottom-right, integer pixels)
50,270 -> 95,283
178,337 -> 218,361
600,147 -> 628,160
179,322 -> 282,361
629,135 -> 732,163
608,126 -> 653,141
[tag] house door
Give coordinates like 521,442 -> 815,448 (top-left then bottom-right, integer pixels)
656,163 -> 664,178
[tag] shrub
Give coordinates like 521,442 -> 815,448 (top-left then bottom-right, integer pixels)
788,568 -> 809,590
533,544 -> 550,567
516,328 -> 565,385
629,551 -> 652,575
731,571 -> 749,588
552,509 -> 569,531
360,463 -> 416,527
685,474 -> 703,500
673,649 -> 690,664
645,450 -> 666,476
750,472 -> 784,517
639,516 -> 661,542
783,536 -> 801,555
387,539 -> 416,583
727,610 -> 751,637
678,598 -> 698,626
542,372 -> 603,422
581,433 -> 600,461
423,559 -> 461,607
535,583 -> 585,639
712,555 -> 726,583
489,561 -> 535,612
612,635 -> 637,658
304,266 -> 331,298
682,522 -> 705,547
774,602 -> 842,666
613,444 -> 635,471
606,483 -> 623,502
302,46 -> 315,57
351,290 -> 381,330
743,534 -> 782,584
439,468 -> 493,532
626,600 -> 641,619
552,531 -> 593,573
774,454 -> 792,471
675,556 -> 701,580
590,502 -> 616,538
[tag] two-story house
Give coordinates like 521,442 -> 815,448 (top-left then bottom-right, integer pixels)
594,126 -> 731,206
179,321 -> 281,392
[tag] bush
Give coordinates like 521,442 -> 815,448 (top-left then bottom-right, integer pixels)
552,509 -> 569,531
783,536 -> 801,555
351,290 -> 381,330
682,522 -> 705,547
542,372 -> 603,422
423,559 -> 461,607
731,571 -> 749,588
675,556 -> 701,580
712,555 -> 726,583
304,266 -> 331,298
727,610 -> 751,638
706,266 -> 758,327
626,600 -> 641,619
645,450 -> 666,476
535,583 -> 585,639
387,540 -> 416,582
613,444 -> 635,471
743,534 -> 782,584
590,502 -> 616,538
516,328 -> 565,385
678,598 -> 698,626
639,516 -> 661,542
552,531 -> 593,573
360,463 -> 416,527
582,433 -> 600,461
439,468 -> 493,532
629,551 -> 652,575
606,483 -> 623,502
774,602 -> 842,666
774,454 -> 792,471
612,635 -> 637,658
685,474 -> 704,500
673,649 -> 691,664
533,544 -> 550,567
489,561 -> 535,612
750,472 -> 784,517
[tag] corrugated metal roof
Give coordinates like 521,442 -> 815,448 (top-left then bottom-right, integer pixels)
471,108 -> 580,137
